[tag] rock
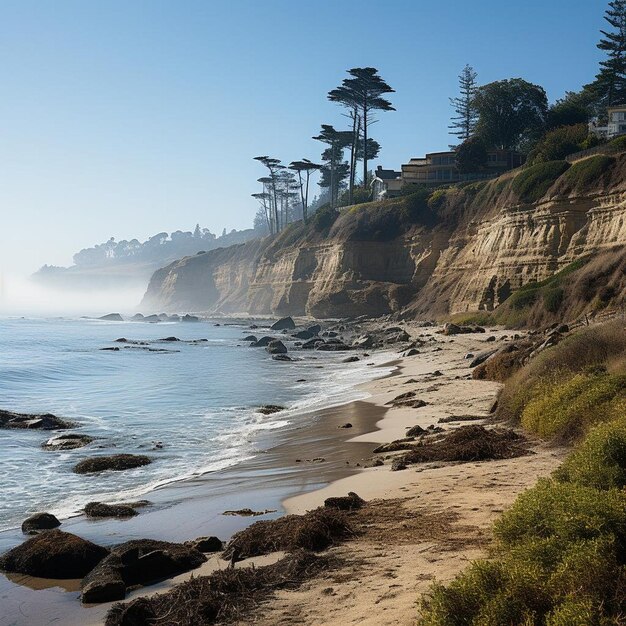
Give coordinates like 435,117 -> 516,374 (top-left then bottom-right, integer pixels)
258,405 -> 284,415
404,348 -> 420,357
324,492 -> 365,511
251,336 -> 276,347
185,536 -> 223,553
307,324 -> 322,335
406,425 -> 426,437
99,313 -> 123,321
352,335 -> 374,349
80,539 -> 206,604
84,502 -> 139,518
342,356 -> 360,363
159,336 -> 180,342
223,508 -> 276,516
0,409 -> 73,430
316,342 -> 351,351
292,330 -> 314,340
272,354 -> 293,361
266,340 -> 287,355
243,335 -> 258,342
302,338 -> 324,349
131,314 -> 144,321
270,316 -> 295,331
391,458 -> 407,471
143,314 -> 160,322
556,324 -> 569,334
182,314 -> 199,322
0,530 -> 108,578
42,433 -> 93,450
73,454 -> 152,474
21,513 -> 61,535
168,314 -> 180,322
441,322 -> 462,335
100,347 -> 120,351
486,336 -> 496,342
338,423 -> 353,429
385,330 -> 410,344
464,353 -> 475,359
372,458 -> 384,467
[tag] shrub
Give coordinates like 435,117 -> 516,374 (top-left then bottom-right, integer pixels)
520,371 -> 626,441
511,160 -> 570,203
606,134 -> 626,154
312,204 -> 339,231
527,123 -> 589,165
543,287 -> 564,313
555,418 -> 626,490
561,155 -> 615,192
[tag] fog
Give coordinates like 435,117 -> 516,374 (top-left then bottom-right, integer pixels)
0,272 -> 146,318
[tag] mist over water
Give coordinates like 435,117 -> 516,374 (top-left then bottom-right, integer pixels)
0,272 -> 145,317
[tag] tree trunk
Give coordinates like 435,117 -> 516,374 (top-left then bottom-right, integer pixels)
349,109 -> 358,205
362,94 -> 368,188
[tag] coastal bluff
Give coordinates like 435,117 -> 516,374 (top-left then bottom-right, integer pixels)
141,153 -> 626,319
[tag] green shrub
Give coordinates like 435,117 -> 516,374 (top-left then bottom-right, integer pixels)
555,419 -> 626,490
511,160 -> 570,203
399,187 -> 432,222
312,204 -> 339,231
606,134 -> 626,154
493,479 -> 626,549
545,597 -> 599,626
562,155 -> 615,192
527,124 -> 589,165
520,371 -> 626,441
543,287 -> 564,313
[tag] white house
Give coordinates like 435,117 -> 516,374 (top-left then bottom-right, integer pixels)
589,104 -> 626,139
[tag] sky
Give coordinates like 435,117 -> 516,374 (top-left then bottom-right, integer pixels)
0,0 -> 608,276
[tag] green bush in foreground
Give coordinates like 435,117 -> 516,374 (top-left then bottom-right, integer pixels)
511,160 -> 570,203
561,155 -> 615,192
520,371 -> 626,441
555,418 -> 626,490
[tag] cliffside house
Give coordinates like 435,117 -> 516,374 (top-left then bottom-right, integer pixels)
589,104 -> 626,140
373,149 -> 523,200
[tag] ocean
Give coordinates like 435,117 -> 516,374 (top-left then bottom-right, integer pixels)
0,316 -> 388,532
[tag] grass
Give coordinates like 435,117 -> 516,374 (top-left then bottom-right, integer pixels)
511,160 -> 570,203
561,155 -> 615,192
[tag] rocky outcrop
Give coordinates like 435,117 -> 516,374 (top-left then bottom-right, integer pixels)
141,154 -> 626,318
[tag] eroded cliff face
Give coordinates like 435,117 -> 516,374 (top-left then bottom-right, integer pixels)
141,154 -> 626,318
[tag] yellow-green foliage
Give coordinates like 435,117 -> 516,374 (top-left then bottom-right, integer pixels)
520,371 -> 626,441
561,155 -> 615,192
554,418 -> 626,490
511,160 -> 570,203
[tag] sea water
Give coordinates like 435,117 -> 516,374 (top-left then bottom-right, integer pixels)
0,317 -> 389,531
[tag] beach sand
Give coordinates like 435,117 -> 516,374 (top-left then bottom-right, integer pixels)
0,324 -> 567,626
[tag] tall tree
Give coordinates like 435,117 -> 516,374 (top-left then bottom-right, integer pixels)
254,156 -> 284,232
289,159 -> 322,223
313,125 -> 352,208
473,79 -> 548,151
334,68 -> 395,187
596,1 -> 626,107
449,64 -> 479,143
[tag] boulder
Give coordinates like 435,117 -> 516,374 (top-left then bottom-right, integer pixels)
272,354 -> 293,361
292,330 -> 314,340
0,409 -> 73,430
307,324 -> 322,335
406,425 -> 426,437
341,356 -> 360,363
84,502 -> 139,519
0,530 -> 108,578
352,335 -> 374,349
185,536 -> 223,553
251,336 -> 275,347
81,539 -> 205,604
21,512 -> 61,535
159,336 -> 180,342
258,405 -> 284,415
42,433 -> 93,450
391,458 -> 407,471
324,492 -> 365,511
385,330 -> 410,344
243,335 -> 258,342
143,314 -> 160,322
99,313 -> 123,322
168,314 -> 180,322
469,349 -> 499,368
270,316 -> 295,331
130,314 -> 144,321
302,338 -> 324,349
404,348 -> 420,357
73,454 -> 152,474
181,314 -> 199,322
316,342 -> 351,351
338,423 -> 353,429
266,340 -> 287,355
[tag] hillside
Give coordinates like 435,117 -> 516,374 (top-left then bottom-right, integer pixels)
141,144 -> 626,322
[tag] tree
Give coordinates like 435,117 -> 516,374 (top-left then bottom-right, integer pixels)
455,136 -> 488,174
594,1 -> 626,107
473,79 -> 548,151
526,123 -> 592,165
254,156 -> 284,233
449,64 -> 479,143
547,97 -> 591,129
333,68 -> 395,188
193,223 -> 202,238
313,125 -> 352,208
289,159 -> 322,223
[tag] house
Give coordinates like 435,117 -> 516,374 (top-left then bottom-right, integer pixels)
589,104 -> 626,139
373,148 -> 523,199
372,167 -> 402,200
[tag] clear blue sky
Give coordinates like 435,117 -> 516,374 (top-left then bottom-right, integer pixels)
0,0 -> 607,274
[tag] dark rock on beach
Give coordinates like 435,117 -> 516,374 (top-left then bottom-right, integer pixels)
272,354 -> 293,361
271,316 -> 296,331
182,314 -> 200,322
341,356 -> 360,363
21,512 -> 61,535
73,454 -> 152,474
84,502 -> 139,519
266,339 -> 287,354
243,335 -> 258,342
307,324 -> 322,335
0,409 -> 73,430
99,313 -> 124,322
185,536 -> 223,553
258,405 -> 284,415
324,492 -> 365,511
251,336 -> 275,347
0,530 -> 108,579
293,330 -> 315,340
81,539 -> 206,604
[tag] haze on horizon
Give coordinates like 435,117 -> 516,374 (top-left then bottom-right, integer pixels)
0,1 -> 604,289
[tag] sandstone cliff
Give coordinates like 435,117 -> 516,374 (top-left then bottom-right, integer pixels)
141,151 -> 626,320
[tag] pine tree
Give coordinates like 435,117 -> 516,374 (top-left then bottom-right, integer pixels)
596,1 -> 626,106
449,64 -> 478,144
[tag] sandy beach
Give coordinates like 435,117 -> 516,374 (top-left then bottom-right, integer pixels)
0,323 -> 567,626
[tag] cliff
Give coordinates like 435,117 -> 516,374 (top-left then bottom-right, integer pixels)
141,150 -> 626,320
